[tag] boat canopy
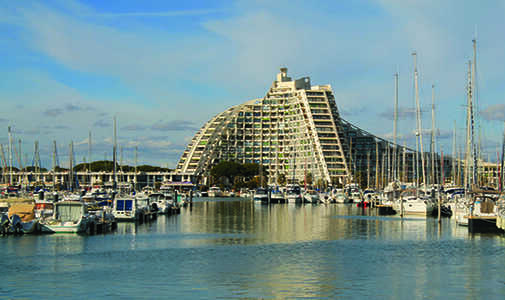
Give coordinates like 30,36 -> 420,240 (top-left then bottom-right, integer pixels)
55,203 -> 84,222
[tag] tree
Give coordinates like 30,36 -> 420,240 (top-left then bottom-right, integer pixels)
210,161 -> 262,189
305,172 -> 313,186
277,173 -> 286,186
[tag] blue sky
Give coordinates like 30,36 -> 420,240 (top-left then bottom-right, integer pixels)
1,0 -> 505,168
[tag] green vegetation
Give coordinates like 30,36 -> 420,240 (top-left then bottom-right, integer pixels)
73,160 -> 172,172
210,161 -> 265,189
22,166 -> 47,172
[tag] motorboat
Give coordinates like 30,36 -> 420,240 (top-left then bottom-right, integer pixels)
303,189 -> 319,204
344,183 -> 362,203
331,189 -> 350,203
39,201 -> 91,233
286,185 -> 303,204
149,193 -> 170,214
393,189 -> 435,216
253,188 -> 269,203
270,188 -> 285,203
112,197 -> 143,222
8,203 -> 39,234
208,186 -> 224,197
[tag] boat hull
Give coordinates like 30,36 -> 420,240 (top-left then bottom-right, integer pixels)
40,219 -> 88,233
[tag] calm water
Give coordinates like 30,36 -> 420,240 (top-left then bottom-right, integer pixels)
1,198 -> 505,299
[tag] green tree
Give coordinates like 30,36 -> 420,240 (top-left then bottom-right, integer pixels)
277,173 -> 286,186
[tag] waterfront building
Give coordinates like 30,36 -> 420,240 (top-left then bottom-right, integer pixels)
176,68 -> 437,187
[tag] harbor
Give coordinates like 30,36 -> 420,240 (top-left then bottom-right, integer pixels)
3,1 -> 505,298
2,197 -> 505,299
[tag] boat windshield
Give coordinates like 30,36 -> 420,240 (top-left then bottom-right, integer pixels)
287,186 -> 301,194
56,204 -> 83,222
256,189 -> 267,195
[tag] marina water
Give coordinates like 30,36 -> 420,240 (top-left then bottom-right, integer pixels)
2,198 -> 505,299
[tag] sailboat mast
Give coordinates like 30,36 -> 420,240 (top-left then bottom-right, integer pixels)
134,146 -> 138,191
472,38 -> 482,185
8,126 -> 12,185
471,40 -> 479,187
414,54 -> 426,190
500,121 -> 505,192
52,141 -> 57,188
88,130 -> 92,178
393,73 -> 399,181
113,116 -> 117,190
375,141 -> 379,189
16,139 -> 22,185
465,61 -> 474,189
69,141 -> 74,191
431,85 -> 436,185
452,121 -> 457,185
367,151 -> 370,188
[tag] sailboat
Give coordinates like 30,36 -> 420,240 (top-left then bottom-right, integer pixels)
397,52 -> 435,216
455,40 -> 481,226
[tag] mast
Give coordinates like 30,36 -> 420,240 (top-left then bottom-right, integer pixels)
472,38 -> 482,185
402,144 -> 407,182
465,60 -> 477,189
367,151 -> 370,188
8,126 -> 12,185
33,141 -> 41,179
472,39 -> 479,187
0,145 -> 7,184
52,141 -> 57,188
14,139 -> 23,185
375,141 -> 379,189
413,51 -> 426,194
452,121 -> 457,185
393,73 -> 399,181
134,146 -> 138,191
69,141 -> 74,191
500,121 -> 505,192
113,116 -> 117,191
431,85 -> 436,185
88,130 -> 92,183
349,137 -> 353,182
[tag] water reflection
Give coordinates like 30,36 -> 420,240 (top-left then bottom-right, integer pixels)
1,198 -> 505,299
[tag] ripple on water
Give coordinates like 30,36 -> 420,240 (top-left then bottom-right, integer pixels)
1,200 -> 505,299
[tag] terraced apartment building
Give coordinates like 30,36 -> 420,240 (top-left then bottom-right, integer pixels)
176,68 -> 423,187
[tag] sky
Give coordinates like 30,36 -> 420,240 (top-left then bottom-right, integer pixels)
1,0 -> 505,169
